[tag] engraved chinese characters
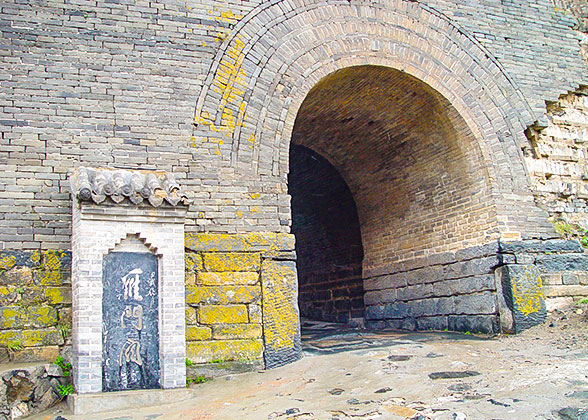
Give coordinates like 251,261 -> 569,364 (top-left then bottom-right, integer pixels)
102,252 -> 160,392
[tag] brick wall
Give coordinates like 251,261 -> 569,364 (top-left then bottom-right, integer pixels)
1,0 -> 587,251
2,0 -> 588,366
184,232 -> 300,369
0,250 -> 71,363
289,145 -> 364,323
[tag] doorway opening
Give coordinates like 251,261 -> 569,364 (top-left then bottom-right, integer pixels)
289,65 -> 494,334
289,145 -> 364,325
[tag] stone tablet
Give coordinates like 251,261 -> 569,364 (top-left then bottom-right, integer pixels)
102,251 -> 160,392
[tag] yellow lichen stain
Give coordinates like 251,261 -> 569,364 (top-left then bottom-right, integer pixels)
0,286 -> 15,299
247,133 -> 256,150
31,305 -> 58,327
1,307 -> 18,328
236,210 -> 243,218
185,232 -> 295,254
193,34 -> 249,154
44,287 -> 66,304
186,325 -> 212,341
202,252 -> 260,272
218,9 -> 243,23
41,250 -> 65,270
199,304 -> 248,324
512,266 -> 544,316
38,250 -> 66,285
191,284 -> 260,305
262,261 -> 298,350
18,328 -> 63,347
1,305 -> 57,329
198,271 -> 259,286
213,324 -> 262,340
30,251 -> 40,265
186,339 -> 262,363
0,255 -> 16,272
249,193 -> 260,200
185,253 -> 203,272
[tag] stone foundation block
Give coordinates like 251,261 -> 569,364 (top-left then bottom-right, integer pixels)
261,259 -> 301,369
497,265 -> 546,333
186,307 -> 198,324
198,304 -> 248,324
185,253 -> 203,272
186,359 -> 264,379
202,253 -> 261,272
212,324 -> 262,339
448,315 -> 498,334
186,326 -> 212,341
416,316 -> 449,331
185,233 -> 295,253
186,339 -> 263,363
0,306 -> 58,329
186,285 -> 260,305
0,328 -> 64,347
454,292 -> 497,315
0,345 -> 59,364
365,302 -> 408,320
197,271 -> 259,285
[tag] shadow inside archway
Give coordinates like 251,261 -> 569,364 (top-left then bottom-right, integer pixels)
301,318 -> 490,356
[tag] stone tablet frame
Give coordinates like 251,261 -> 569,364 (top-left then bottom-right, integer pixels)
70,169 -> 187,394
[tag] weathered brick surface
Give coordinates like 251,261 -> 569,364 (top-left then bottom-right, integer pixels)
184,232 -> 297,368
2,0 -> 588,377
0,250 -> 71,363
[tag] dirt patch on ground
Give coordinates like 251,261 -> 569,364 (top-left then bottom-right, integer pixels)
507,300 -> 588,351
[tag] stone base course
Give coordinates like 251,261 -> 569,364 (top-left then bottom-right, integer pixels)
364,240 -> 588,334
184,232 -> 300,370
0,251 -> 71,364
67,388 -> 193,416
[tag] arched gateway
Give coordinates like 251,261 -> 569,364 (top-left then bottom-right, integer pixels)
187,0 -> 579,369
4,1 -> 588,407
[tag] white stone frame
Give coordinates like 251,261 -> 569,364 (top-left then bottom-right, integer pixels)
71,203 -> 186,394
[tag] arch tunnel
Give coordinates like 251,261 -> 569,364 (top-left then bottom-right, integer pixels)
288,65 -> 500,331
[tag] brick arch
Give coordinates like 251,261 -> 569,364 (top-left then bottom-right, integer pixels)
194,0 -> 551,237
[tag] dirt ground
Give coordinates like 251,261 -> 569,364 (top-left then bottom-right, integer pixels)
29,301 -> 588,420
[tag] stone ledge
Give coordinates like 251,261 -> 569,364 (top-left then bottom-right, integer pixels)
67,387 -> 193,415
544,285 -> 588,297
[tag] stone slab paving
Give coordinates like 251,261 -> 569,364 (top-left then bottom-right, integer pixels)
28,320 -> 588,420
